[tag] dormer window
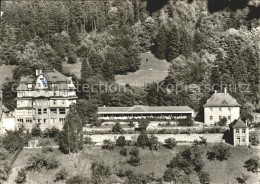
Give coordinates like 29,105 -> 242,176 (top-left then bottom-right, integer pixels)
27,84 -> 33,89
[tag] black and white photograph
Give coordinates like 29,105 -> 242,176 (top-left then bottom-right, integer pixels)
0,0 -> 259,183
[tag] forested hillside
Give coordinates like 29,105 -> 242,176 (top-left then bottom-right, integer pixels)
0,0 -> 260,121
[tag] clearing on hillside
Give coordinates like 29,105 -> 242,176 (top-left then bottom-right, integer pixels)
115,52 -> 170,86
62,53 -> 170,85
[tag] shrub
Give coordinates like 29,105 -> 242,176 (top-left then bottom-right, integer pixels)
26,153 -> 60,172
244,156 -> 260,173
139,118 -> 150,131
148,135 -> 160,150
31,124 -> 42,137
2,130 -> 31,153
236,173 -> 249,184
66,175 -> 89,184
129,147 -> 139,157
116,136 -> 126,147
46,157 -> 60,170
249,131 -> 260,146
177,115 -> 194,126
91,162 -> 111,183
120,147 -> 128,157
199,137 -> 207,147
54,168 -> 68,182
164,138 -> 177,149
128,147 -> 141,166
128,155 -> 141,166
43,127 -> 60,140
102,139 -> 115,151
207,143 -> 231,161
0,148 -> 9,160
125,172 -> 147,183
198,171 -> 210,184
112,122 -> 123,133
84,137 -> 93,145
15,168 -> 27,184
137,131 -> 149,148
218,117 -> 227,126
0,164 -> 12,182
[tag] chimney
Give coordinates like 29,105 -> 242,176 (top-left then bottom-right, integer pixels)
224,87 -> 227,94
36,69 -> 42,76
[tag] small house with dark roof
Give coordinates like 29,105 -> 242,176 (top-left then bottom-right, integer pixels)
15,69 -> 77,130
231,119 -> 249,146
204,88 -> 240,125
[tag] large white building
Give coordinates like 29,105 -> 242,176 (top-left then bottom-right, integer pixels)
15,69 -> 77,130
204,89 -> 240,125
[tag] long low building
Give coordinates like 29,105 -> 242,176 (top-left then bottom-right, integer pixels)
98,105 -> 194,120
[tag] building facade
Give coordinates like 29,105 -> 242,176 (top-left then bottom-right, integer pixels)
204,89 -> 240,125
15,69 -> 77,130
98,105 -> 194,120
232,119 -> 249,146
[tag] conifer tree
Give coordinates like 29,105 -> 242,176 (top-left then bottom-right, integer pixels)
58,104 -> 83,154
81,57 -> 94,79
154,25 -> 169,59
180,28 -> 193,58
166,24 -> 181,62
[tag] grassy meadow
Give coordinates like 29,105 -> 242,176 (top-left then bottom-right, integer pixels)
7,145 -> 259,184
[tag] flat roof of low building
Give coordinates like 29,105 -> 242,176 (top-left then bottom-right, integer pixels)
98,105 -> 194,114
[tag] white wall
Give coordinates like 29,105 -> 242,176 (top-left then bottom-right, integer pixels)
204,107 -> 240,125
0,116 -> 16,134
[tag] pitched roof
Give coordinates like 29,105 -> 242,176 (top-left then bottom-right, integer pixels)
204,92 -> 240,107
98,105 -> 194,114
232,119 -> 248,128
17,69 -> 72,91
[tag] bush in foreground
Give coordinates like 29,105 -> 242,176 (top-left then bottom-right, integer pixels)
119,147 -> 128,157
116,136 -> 126,147
15,168 -> 27,184
54,168 -> 69,182
91,162 -> 111,183
207,143 -> 231,161
26,153 -> 59,172
164,138 -> 177,149
244,156 -> 260,173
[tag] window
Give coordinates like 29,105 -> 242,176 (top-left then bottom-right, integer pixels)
228,116 -> 231,120
236,129 -> 239,133
242,129 -> 246,133
59,108 -> 66,114
54,92 -> 57,96
38,119 -> 41,123
43,119 -> 47,124
242,137 -> 245,142
53,100 -> 56,105
219,107 -> 222,111
210,116 -> 213,120
43,108 -> 47,114
50,108 -> 57,114
38,109 -> 42,115
18,119 -> 23,123
62,100 -> 65,105
59,118 -> 65,123
27,84 -> 32,89
26,119 -> 32,123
